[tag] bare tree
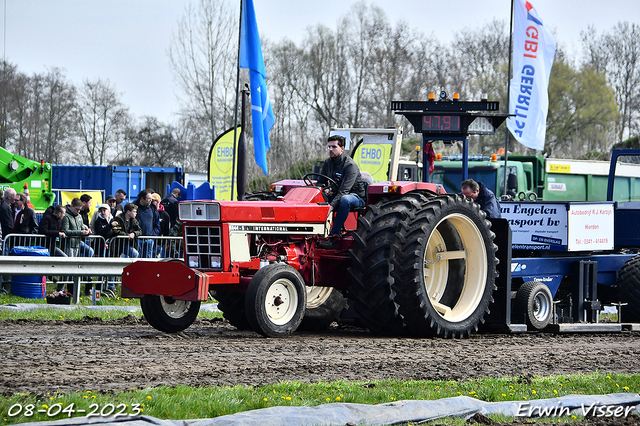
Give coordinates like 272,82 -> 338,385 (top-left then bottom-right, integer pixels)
173,113 -> 211,172
14,73 -> 45,160
75,78 -> 129,165
168,0 -> 237,148
343,2 -> 387,127
42,68 -> 77,164
408,36 -> 450,100
292,24 -> 341,130
0,61 -> 22,149
582,22 -> 640,142
366,20 -> 418,127
0,64 -> 75,163
125,116 -> 183,167
265,40 -> 320,175
451,19 -> 510,100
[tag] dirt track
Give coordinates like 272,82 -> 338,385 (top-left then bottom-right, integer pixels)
3,316 -> 640,396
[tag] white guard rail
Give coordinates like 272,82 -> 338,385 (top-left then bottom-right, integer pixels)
0,257 -> 160,304
0,234 -> 182,303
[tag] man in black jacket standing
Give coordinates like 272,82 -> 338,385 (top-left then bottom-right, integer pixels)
0,187 -> 16,240
39,205 -> 67,256
0,187 -> 16,293
39,205 -> 68,291
161,188 -> 181,228
461,178 -> 502,219
317,135 -> 366,236
134,190 -> 160,258
12,193 -> 38,234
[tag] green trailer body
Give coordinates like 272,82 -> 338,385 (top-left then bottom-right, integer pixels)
344,127 -> 640,203
543,158 -> 609,201
430,157 -> 530,198
0,147 -> 54,212
429,155 -> 640,202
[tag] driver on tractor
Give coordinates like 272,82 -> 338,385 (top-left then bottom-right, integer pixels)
317,135 -> 367,237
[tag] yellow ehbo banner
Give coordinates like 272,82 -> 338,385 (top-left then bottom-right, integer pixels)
59,190 -> 103,219
208,127 -> 241,201
351,135 -> 394,183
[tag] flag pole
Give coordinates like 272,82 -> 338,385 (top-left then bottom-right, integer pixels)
231,0 -> 243,201
502,0 -> 515,197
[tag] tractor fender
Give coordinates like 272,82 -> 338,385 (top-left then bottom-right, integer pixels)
122,260 -> 209,301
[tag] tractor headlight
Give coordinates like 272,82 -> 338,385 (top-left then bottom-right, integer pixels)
179,202 -> 220,221
210,255 -> 222,269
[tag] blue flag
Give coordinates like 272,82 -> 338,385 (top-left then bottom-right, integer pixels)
239,0 -> 274,175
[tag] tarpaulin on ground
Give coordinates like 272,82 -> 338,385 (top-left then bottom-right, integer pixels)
19,393 -> 640,426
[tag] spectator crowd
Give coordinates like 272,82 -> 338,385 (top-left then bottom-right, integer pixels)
0,187 -> 182,294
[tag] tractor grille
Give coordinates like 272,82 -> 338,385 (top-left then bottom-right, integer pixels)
184,226 -> 222,270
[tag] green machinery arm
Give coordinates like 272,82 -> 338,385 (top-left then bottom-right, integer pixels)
0,146 -> 54,212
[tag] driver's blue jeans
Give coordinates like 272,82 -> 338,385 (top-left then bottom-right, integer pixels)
330,194 -> 365,235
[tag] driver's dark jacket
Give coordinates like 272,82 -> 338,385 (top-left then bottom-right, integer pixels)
317,154 -> 366,210
476,181 -> 501,219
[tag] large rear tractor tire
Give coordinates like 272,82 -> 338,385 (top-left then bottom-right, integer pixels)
391,194 -> 497,338
299,286 -> 346,331
616,255 -> 640,322
348,194 -> 431,335
214,290 -> 251,330
515,281 -> 553,330
245,263 -> 306,337
140,295 -> 201,333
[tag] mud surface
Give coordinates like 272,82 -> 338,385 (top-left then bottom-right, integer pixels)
3,316 -> 640,396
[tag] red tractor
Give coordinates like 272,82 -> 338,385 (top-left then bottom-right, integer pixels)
123,95 -> 508,338
122,177 -> 498,338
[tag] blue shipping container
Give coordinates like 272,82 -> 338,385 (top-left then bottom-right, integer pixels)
52,165 -> 183,202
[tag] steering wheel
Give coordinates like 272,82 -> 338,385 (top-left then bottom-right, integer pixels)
303,173 -> 339,202
303,173 -> 338,190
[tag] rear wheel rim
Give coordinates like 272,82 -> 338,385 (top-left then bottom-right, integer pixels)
265,278 -> 299,325
423,213 -> 487,322
306,286 -> 334,309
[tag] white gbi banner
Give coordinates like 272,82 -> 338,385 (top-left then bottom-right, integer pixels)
507,0 -> 556,151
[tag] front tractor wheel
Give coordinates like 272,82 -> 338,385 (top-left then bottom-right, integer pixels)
245,263 -> 307,338
391,194 -> 498,338
140,295 -> 201,333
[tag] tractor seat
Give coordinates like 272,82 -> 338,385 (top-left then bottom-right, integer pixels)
352,205 -> 367,214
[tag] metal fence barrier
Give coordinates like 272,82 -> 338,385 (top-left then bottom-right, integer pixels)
2,234 -> 182,259
0,256 -> 160,303
2,234 -> 107,257
0,233 -> 183,303
107,235 -> 183,259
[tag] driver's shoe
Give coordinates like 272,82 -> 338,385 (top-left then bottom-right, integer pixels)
317,235 -> 339,249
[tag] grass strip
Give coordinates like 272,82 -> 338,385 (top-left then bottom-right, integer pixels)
0,288 -> 221,321
0,372 -> 638,425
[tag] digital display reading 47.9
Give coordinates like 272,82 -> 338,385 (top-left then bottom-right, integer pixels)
422,115 -> 461,132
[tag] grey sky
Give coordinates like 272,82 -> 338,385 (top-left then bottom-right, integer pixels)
3,0 -> 637,124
